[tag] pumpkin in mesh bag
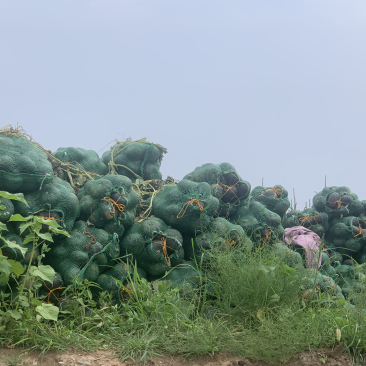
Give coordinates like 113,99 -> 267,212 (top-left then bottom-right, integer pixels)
184,162 -> 251,217
120,217 -> 184,278
77,175 -> 138,238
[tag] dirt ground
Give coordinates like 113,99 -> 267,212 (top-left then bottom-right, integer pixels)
0,345 -> 357,366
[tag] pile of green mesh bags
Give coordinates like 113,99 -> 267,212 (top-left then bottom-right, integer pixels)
326,216 -> 366,262
231,199 -> 285,245
102,139 -> 166,182
183,217 -> 250,262
184,163 -> 251,217
251,185 -> 290,217
53,147 -> 108,179
13,177 -> 80,232
284,208 -> 329,238
120,217 -> 184,278
0,133 -> 53,193
313,186 -> 363,219
77,175 -> 138,238
152,179 -> 220,236
44,220 -> 120,285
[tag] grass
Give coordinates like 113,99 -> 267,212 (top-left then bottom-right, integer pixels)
1,244 -> 366,364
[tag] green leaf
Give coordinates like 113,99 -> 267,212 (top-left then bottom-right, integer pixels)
23,232 -> 36,245
279,263 -> 296,278
29,265 -> 55,283
0,191 -> 29,207
34,216 -> 61,228
0,205 -> 5,210
31,298 -> 42,306
7,259 -> 25,277
1,238 -> 27,255
0,222 -> 7,231
19,221 -> 33,234
35,303 -> 59,321
9,214 -> 33,222
37,232 -> 53,242
0,258 -> 12,278
51,228 -> 70,237
7,309 -> 22,320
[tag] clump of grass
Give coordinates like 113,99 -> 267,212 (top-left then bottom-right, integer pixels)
1,241 -> 366,364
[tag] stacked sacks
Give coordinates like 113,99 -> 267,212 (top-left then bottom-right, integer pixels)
44,220 -> 120,285
53,147 -> 108,181
95,262 -> 147,302
120,217 -> 184,278
0,132 -> 53,193
231,199 -> 285,245
102,139 -> 167,182
152,179 -> 220,236
326,216 -> 366,262
251,185 -> 290,217
283,208 -> 329,238
313,186 -> 363,219
183,163 -> 251,217
13,177 -> 80,232
183,217 -> 250,262
77,175 -> 138,238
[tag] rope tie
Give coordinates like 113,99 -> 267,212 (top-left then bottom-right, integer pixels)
272,187 -> 282,197
264,227 -> 272,243
177,199 -> 204,218
218,180 -> 239,199
43,284 -> 66,304
101,197 -> 125,215
38,212 -> 61,222
354,225 -> 365,238
326,198 -> 343,209
120,287 -> 133,299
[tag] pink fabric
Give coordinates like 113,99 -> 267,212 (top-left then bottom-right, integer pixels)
284,226 -> 322,268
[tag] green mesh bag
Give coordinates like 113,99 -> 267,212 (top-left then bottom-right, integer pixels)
102,139 -> 167,182
0,133 -> 54,193
152,179 -> 220,236
272,243 -> 304,269
0,197 -> 14,223
230,199 -> 285,245
326,216 -> 366,260
95,262 -> 147,301
13,177 -> 80,232
183,217 -> 251,262
44,220 -> 120,285
77,175 -> 138,238
283,208 -> 329,238
0,233 -> 39,265
183,162 -> 251,217
53,147 -> 108,180
38,272 -> 65,305
120,217 -> 184,278
313,186 -> 363,219
251,185 -> 290,217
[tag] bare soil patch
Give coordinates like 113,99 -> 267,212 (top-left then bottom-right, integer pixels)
0,345 -> 354,366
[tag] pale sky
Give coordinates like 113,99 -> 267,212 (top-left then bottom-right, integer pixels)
1,1 -> 365,210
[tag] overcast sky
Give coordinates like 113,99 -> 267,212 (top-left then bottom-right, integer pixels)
1,1 -> 365,210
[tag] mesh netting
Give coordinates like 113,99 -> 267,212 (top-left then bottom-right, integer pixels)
53,147 -> 108,184
251,185 -> 290,217
0,130 -> 54,193
230,199 -> 285,245
183,217 -> 251,262
152,179 -> 220,236
183,163 -> 251,217
0,233 -> 40,265
44,220 -> 120,285
13,177 -> 80,232
313,186 -> 363,219
102,138 -> 167,182
327,216 -> 366,261
95,261 -> 147,301
77,175 -> 138,237
0,197 -> 14,223
120,217 -> 184,278
283,208 -> 329,238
